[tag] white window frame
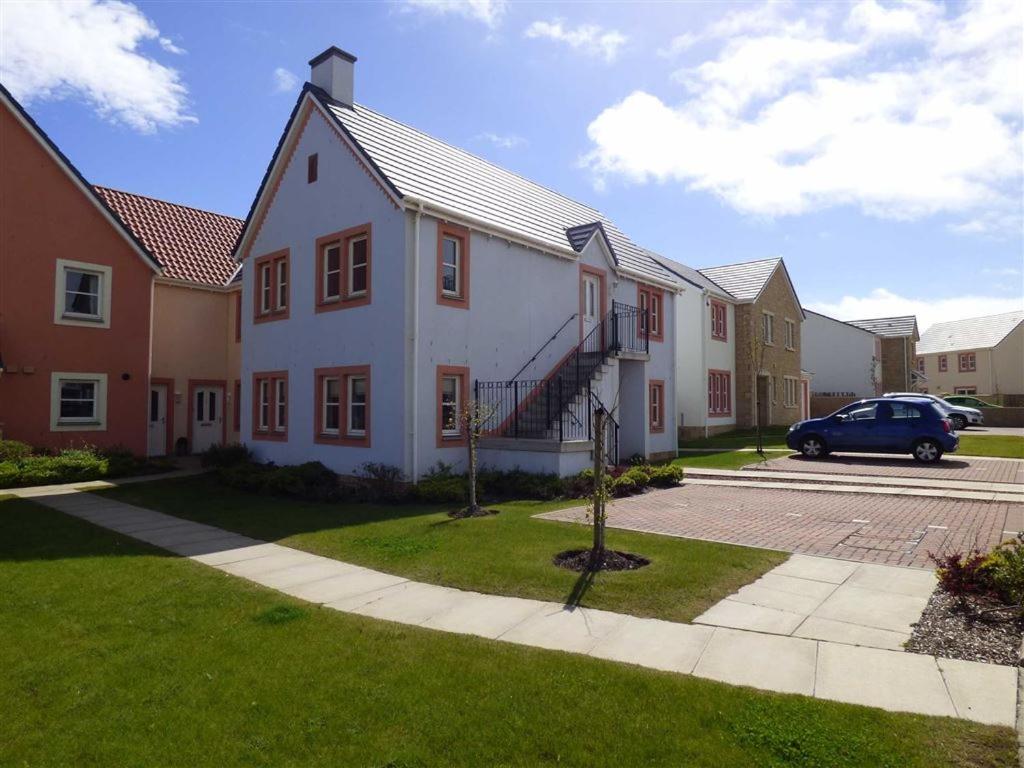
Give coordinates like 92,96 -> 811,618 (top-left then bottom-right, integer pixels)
440,375 -> 460,437
441,236 -> 461,298
259,263 -> 272,314
54,259 -> 112,328
347,235 -> 368,298
346,375 -> 367,437
650,293 -> 660,336
276,259 -> 288,310
784,318 -> 796,350
49,372 -> 108,431
322,377 -> 340,435
274,379 -> 287,432
783,376 -> 799,408
762,311 -> 775,346
257,380 -> 270,431
954,386 -> 977,395
323,244 -> 342,302
649,384 -> 661,428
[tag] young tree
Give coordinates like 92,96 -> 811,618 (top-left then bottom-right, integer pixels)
460,398 -> 496,516
745,320 -> 771,456
590,405 -> 607,563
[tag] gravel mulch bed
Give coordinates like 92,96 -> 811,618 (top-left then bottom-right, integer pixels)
906,588 -> 1023,666
553,548 -> 650,572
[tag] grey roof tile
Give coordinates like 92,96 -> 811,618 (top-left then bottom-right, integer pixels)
697,257 -> 781,301
847,316 -> 918,338
917,310 -> 1024,354
649,251 -> 734,298
320,98 -> 678,286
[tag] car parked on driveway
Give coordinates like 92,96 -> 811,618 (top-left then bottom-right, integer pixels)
884,391 -> 983,431
944,394 -> 1000,409
786,397 -> 958,463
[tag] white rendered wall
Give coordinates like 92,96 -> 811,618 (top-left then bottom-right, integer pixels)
802,312 -> 878,397
674,288 -> 736,433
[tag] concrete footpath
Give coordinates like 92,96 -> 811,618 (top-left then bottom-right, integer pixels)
13,483 -> 1016,728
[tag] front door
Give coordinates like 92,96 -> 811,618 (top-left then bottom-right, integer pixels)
192,385 -> 223,454
147,385 -> 167,456
581,272 -> 602,339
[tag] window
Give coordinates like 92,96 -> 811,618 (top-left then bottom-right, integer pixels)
916,357 -> 925,374
762,312 -> 775,345
707,370 -> 732,416
954,386 -> 977,395
958,352 -> 976,372
307,153 -> 318,184
938,355 -> 948,372
845,403 -> 878,421
649,380 -> 665,432
54,259 -> 112,328
254,250 -> 289,321
436,366 -> 469,446
784,319 -> 796,350
437,223 -> 470,308
252,371 -> 288,440
783,376 -> 799,408
50,372 -> 107,431
637,284 -> 664,342
315,366 -> 371,446
316,225 -> 372,310
891,402 -> 921,420
710,300 -> 728,341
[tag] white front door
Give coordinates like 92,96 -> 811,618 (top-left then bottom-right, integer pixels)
581,273 -> 601,338
147,385 -> 167,456
192,385 -> 223,454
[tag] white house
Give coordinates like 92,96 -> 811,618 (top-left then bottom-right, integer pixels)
232,47 -> 682,479
802,309 -> 881,398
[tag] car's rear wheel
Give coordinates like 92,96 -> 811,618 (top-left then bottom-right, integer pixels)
800,436 -> 827,458
912,439 -> 942,463
950,414 -> 967,431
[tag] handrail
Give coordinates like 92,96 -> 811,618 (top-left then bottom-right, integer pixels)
508,311 -> 578,385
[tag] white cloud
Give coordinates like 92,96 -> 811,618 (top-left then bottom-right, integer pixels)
658,33 -> 698,58
0,0 -> 195,132
582,0 -> 1023,235
807,288 -> 1024,333
158,36 -> 186,55
524,19 -> 627,63
981,267 -> 1022,277
273,67 -> 299,93
476,131 -> 526,149
402,0 -> 506,27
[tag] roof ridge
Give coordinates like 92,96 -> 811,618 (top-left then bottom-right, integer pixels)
94,185 -> 244,223
348,100 -> 607,219
698,256 -> 781,273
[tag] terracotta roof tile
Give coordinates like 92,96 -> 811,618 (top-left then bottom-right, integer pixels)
94,186 -> 242,286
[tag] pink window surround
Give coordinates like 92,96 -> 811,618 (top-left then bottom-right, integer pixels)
637,284 -> 664,342
708,369 -> 732,417
314,365 -> 371,447
710,300 -> 728,341
958,352 -> 976,372
315,224 -> 373,312
253,249 -> 289,323
938,355 -> 948,372
648,379 -> 665,432
437,222 -> 470,309
251,371 -> 288,441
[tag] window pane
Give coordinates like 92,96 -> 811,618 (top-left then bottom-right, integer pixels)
442,264 -> 457,294
325,246 -> 341,298
150,390 -> 159,422
60,381 -> 96,419
442,238 -> 459,294
349,377 -> 367,433
208,392 -> 217,421
196,391 -> 205,422
277,261 -> 288,308
441,376 -> 458,433
65,270 -> 100,315
324,378 -> 340,432
350,237 -> 368,294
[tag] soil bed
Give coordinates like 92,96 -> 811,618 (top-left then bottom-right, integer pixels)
448,506 -> 500,519
907,588 -> 1022,666
553,548 -> 650,572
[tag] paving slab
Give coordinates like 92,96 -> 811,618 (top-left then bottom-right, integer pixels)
694,598 -> 805,635
348,581 -> 467,624
693,628 -> 817,696
769,554 -> 861,584
811,585 -> 929,634
308,571 -> 409,607
815,643 -> 955,718
729,583 -> 829,615
755,573 -> 839,600
107,518 -> 196,535
845,563 -> 936,598
249,559 -> 360,590
937,657 -> 1018,727
132,524 -> 237,548
589,617 -> 714,674
191,543 -> 287,566
792,616 -> 909,652
217,551 -> 319,578
167,535 -> 264,558
420,593 -> 548,639
500,604 -> 628,653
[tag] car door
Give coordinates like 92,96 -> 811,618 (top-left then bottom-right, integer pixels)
887,402 -> 922,450
838,402 -> 879,450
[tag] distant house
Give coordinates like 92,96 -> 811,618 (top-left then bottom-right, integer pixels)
697,258 -> 805,427
802,309 -> 881,398
916,311 -> 1024,396
0,85 -> 242,456
232,47 -> 681,478
847,316 -> 920,393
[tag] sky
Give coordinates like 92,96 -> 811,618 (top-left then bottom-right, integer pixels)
1,0 -> 1021,331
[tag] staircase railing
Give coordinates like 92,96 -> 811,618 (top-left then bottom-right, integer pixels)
475,301 -> 647,443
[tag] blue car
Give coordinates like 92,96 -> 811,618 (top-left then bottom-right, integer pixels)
786,397 -> 958,463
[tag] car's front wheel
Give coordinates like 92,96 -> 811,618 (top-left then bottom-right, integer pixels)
950,414 -> 967,431
912,439 -> 943,463
800,436 -> 827,458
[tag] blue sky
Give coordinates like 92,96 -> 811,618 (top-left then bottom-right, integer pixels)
2,0 -> 1021,330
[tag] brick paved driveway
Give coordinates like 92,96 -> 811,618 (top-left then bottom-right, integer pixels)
749,454 -> 1024,485
539,485 -> 1023,569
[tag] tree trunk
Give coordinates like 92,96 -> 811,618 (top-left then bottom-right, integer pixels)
592,406 -> 606,558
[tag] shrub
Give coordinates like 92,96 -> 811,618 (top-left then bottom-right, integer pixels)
610,474 -> 641,497
201,443 -> 252,469
621,466 -> 651,486
648,464 -> 684,488
415,475 -> 467,504
359,462 -> 408,502
0,440 -> 31,462
931,549 -> 992,597
217,462 -> 271,493
476,468 -> 564,500
986,534 -> 1024,605
263,462 -> 340,502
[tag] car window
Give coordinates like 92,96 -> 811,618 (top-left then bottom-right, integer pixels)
891,402 -> 921,420
846,404 -> 878,421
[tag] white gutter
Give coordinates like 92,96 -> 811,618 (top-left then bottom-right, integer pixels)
410,202 -> 423,482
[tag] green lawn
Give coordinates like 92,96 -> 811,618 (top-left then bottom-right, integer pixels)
673,450 -> 776,471
2,498 -> 1015,768
958,435 -> 1024,459
97,475 -> 782,624
680,427 -> 790,451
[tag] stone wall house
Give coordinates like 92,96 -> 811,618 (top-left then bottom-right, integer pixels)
698,258 -> 804,428
916,311 -> 1024,396
847,316 -> 920,392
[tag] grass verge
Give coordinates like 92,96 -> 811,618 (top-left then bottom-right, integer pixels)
958,435 -> 1024,459
680,427 -> 790,451
2,498 -> 1015,767
98,474 -> 782,623
673,450 -> 776,471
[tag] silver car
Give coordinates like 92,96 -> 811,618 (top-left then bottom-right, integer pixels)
883,392 -> 983,431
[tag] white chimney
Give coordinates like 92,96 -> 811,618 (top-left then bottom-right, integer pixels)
309,46 -> 357,106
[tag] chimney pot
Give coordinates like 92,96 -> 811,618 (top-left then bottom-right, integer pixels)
309,46 -> 356,106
